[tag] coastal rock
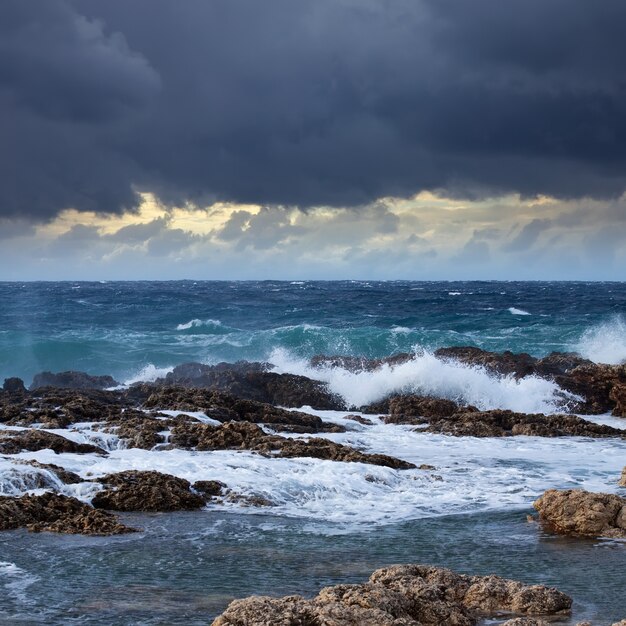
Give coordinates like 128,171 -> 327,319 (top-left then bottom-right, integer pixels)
30,371 -> 119,391
193,480 -> 227,497
0,429 -> 106,455
610,382 -> 626,417
310,353 -> 414,372
17,460 -> 83,484
3,377 -> 26,394
376,395 -> 461,424
157,362 -> 345,410
533,489 -> 626,538
424,410 -> 623,438
620,467 -> 626,487
92,470 -> 206,512
500,620 -> 550,626
212,563 -> 571,626
170,421 -> 415,469
434,346 -> 538,378
0,492 -> 133,535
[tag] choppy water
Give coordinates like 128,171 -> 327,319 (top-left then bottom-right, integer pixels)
0,510 -> 624,625
1,281 -> 626,386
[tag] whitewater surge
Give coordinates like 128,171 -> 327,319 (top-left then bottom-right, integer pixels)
577,315 -> 626,365
270,348 -> 576,413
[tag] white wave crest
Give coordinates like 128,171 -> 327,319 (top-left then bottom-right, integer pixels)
508,307 -> 531,316
270,348 -> 574,413
176,318 -> 223,331
122,364 -> 174,386
577,316 -> 626,365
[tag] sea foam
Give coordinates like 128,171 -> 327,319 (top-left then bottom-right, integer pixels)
270,349 -> 575,413
577,316 -> 626,365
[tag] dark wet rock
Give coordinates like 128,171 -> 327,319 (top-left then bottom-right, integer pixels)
170,421 -> 415,470
143,388 -> 344,433
610,382 -> 626,417
213,563 -> 571,626
344,414 -> 375,426
156,361 -> 344,410
18,460 -> 83,484
92,470 -> 206,512
435,346 -> 538,378
3,377 -> 26,394
310,353 -> 414,372
0,492 -> 134,535
102,412 -> 178,450
533,489 -> 626,538
0,429 -> 107,455
424,410 -> 624,438
30,371 -> 119,391
224,492 -> 276,507
367,395 -> 462,424
192,480 -> 227,497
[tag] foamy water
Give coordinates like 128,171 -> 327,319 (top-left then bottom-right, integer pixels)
577,315 -> 626,365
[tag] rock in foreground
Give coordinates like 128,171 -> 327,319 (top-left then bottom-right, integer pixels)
212,563 -> 571,625
533,489 -> 626,538
0,493 -> 134,535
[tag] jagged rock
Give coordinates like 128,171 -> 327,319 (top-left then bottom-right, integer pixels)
212,563 -> 571,626
368,395 -> 462,424
0,429 -> 106,455
610,382 -> 626,417
156,362 -> 344,410
3,377 -> 26,394
620,467 -> 626,487
170,421 -> 415,469
30,371 -> 119,391
435,346 -> 538,378
18,460 -> 83,484
310,353 -> 414,372
424,410 -> 624,438
193,480 -> 227,497
533,489 -> 626,538
92,470 -> 206,512
344,414 -> 374,426
0,493 -> 133,535
143,388 -> 345,433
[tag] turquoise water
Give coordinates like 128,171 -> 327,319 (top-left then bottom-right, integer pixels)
1,281 -> 625,384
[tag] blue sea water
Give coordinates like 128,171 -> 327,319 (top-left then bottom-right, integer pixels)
1,281 -> 625,385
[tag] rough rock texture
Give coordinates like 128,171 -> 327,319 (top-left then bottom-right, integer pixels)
310,353 -> 414,373
0,429 -> 106,455
92,470 -> 206,512
170,421 -> 415,469
533,489 -> 626,538
3,377 -> 26,394
212,563 -> 571,626
143,388 -> 345,433
30,371 -> 119,391
18,460 -> 83,485
620,467 -> 626,488
365,395 -> 462,424
156,362 -> 345,410
0,493 -> 133,535
610,382 -> 626,417
424,410 -> 624,438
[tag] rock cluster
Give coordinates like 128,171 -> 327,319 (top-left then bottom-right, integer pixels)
0,492 -> 133,535
533,489 -> 626,538
0,429 -> 106,455
169,421 -> 415,469
30,371 -> 119,390
212,563 -> 572,626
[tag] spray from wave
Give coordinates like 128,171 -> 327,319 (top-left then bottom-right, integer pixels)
577,316 -> 626,365
270,348 -> 575,413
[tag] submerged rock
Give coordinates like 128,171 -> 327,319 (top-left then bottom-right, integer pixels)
30,371 -> 119,391
92,470 -> 206,512
212,563 -> 571,626
0,429 -> 107,455
424,410 -> 624,438
0,493 -> 133,535
533,489 -> 626,538
170,421 -> 415,469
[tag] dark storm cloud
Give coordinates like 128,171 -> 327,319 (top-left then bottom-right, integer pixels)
3,0 -> 626,221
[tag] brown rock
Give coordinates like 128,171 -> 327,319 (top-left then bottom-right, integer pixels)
0,492 -> 133,535
0,429 -> 106,455
533,489 -> 626,538
620,467 -> 626,488
193,480 -> 227,497
92,470 -> 206,512
610,382 -> 626,417
212,563 -> 571,626
501,620 -> 550,626
424,410 -> 624,438
30,370 -> 119,390
170,421 -> 415,470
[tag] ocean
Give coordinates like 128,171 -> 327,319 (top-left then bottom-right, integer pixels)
1,281 -> 625,624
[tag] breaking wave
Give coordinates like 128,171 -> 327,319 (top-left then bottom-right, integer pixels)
577,316 -> 626,365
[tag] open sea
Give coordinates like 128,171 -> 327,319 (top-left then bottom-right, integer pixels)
1,281 -> 625,624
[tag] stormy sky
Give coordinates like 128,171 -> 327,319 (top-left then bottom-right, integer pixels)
1,0 -> 625,279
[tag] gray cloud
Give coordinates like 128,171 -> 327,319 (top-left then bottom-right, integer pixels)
3,0 -> 626,221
